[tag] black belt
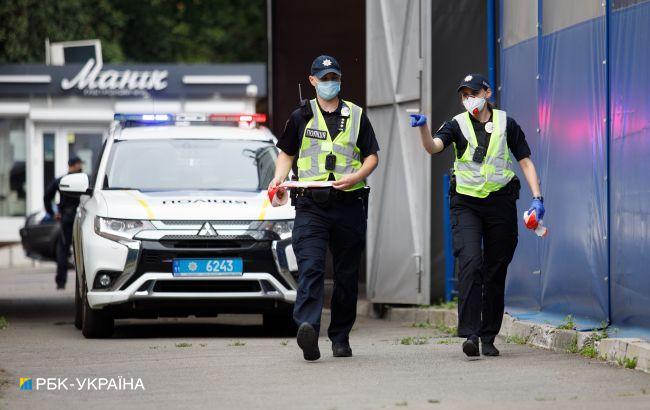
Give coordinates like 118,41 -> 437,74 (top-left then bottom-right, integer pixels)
291,186 -> 370,207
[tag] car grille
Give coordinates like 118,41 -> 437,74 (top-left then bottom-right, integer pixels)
123,239 -> 290,290
152,280 -> 261,293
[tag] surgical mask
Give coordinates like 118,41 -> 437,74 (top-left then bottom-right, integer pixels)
316,80 -> 341,100
463,96 -> 486,117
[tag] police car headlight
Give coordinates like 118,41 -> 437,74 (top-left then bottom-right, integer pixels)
250,220 -> 294,240
94,217 -> 154,241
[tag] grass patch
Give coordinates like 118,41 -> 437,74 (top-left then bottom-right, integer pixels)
229,340 -> 246,347
199,343 -> 207,347
579,343 -> 598,359
419,297 -> 458,310
505,335 -> 528,345
623,357 -> 638,369
566,335 -> 579,354
175,342 -> 192,348
411,321 -> 457,336
434,323 -> 457,336
395,401 -> 408,407
427,399 -> 440,404
557,315 -> 576,330
0,317 -> 7,330
400,336 -> 429,345
280,340 -> 289,346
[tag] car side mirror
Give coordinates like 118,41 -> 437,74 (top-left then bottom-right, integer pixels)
59,173 -> 92,197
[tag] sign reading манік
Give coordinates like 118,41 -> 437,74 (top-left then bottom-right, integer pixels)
0,62 -> 267,99
61,59 -> 168,97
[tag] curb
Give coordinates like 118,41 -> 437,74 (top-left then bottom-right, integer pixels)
380,305 -> 650,374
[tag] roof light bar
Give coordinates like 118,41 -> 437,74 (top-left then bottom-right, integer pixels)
208,113 -> 267,124
114,113 -> 173,123
113,113 -> 267,126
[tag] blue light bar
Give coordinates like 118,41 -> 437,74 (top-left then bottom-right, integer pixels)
113,113 -> 173,123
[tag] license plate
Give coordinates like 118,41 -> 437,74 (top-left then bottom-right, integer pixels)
172,258 -> 243,276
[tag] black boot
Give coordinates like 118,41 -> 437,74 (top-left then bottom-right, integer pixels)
296,323 -> 320,361
481,341 -> 500,356
332,341 -> 352,357
462,336 -> 480,357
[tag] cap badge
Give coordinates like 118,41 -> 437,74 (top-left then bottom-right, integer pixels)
341,106 -> 350,117
464,75 -> 473,82
485,122 -> 494,133
323,59 -> 332,67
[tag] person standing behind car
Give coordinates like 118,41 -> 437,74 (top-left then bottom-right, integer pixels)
44,156 -> 84,290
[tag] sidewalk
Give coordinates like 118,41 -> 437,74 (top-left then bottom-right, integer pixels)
372,303 -> 650,374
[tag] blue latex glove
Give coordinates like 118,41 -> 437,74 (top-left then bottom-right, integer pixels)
528,198 -> 545,220
409,114 -> 427,127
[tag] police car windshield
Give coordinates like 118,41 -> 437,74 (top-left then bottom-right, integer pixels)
104,139 -> 277,192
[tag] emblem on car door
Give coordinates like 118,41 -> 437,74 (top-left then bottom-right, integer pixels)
197,222 -> 217,237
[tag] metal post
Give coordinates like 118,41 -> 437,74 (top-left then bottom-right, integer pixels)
487,0 -> 496,99
443,173 -> 455,302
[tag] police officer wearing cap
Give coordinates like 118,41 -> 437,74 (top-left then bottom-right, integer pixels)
269,55 -> 379,361
44,155 -> 85,289
410,74 -> 544,358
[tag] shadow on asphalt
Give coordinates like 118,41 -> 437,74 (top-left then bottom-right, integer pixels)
0,295 -> 291,339
111,322 -> 273,339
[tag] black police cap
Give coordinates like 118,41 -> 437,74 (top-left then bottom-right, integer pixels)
68,156 -> 83,166
311,55 -> 342,79
457,73 -> 491,93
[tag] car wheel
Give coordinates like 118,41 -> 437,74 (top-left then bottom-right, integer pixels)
263,305 -> 298,337
74,273 -> 82,330
81,277 -> 114,339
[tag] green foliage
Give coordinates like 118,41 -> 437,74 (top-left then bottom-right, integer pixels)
412,321 -> 432,329
566,336 -> 579,354
557,315 -> 576,330
505,335 -> 528,345
400,336 -> 429,345
434,323 -> 457,336
0,0 -> 266,63
579,343 -> 598,359
174,342 -> 192,348
0,316 -> 7,330
228,340 -> 246,347
623,357 -> 638,369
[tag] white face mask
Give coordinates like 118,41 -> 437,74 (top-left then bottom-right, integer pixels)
463,96 -> 486,117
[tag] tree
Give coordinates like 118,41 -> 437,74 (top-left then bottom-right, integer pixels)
0,0 -> 266,63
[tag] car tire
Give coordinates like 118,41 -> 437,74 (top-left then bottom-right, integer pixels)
74,273 -> 82,330
263,305 -> 298,336
81,277 -> 114,339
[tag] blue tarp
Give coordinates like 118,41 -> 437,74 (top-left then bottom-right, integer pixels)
499,0 -> 650,336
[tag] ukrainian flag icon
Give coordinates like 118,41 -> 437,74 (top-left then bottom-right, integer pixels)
19,378 -> 32,391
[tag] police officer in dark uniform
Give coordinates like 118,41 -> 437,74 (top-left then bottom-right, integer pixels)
44,156 -> 84,289
410,74 -> 544,357
270,55 -> 380,361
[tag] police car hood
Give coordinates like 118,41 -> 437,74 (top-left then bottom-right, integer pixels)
97,189 -> 294,221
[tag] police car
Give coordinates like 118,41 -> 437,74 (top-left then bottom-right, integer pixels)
59,113 -> 298,338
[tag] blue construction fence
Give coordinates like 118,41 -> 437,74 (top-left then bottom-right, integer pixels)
498,0 -> 650,337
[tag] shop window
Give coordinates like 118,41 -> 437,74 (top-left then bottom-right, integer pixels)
0,119 -> 26,217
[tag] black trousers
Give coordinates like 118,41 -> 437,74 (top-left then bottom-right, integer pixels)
451,190 -> 518,343
56,215 -> 75,287
291,195 -> 367,344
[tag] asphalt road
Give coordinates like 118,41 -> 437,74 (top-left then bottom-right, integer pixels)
1,267 -> 649,410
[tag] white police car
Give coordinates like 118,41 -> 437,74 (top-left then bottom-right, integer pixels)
59,113 -> 298,338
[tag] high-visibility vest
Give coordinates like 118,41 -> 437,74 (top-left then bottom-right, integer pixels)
453,109 -> 515,198
296,99 -> 365,191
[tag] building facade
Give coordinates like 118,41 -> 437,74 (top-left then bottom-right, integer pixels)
0,60 -> 266,243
